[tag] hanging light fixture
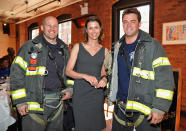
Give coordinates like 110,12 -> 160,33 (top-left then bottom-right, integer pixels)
26,0 -> 60,13
58,0 -> 61,5
73,14 -> 95,28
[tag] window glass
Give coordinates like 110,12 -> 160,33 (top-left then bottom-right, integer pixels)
58,21 -> 72,45
31,28 -> 39,39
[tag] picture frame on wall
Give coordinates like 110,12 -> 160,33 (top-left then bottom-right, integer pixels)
162,20 -> 186,45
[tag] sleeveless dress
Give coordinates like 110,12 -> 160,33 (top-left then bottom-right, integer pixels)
72,43 -> 106,131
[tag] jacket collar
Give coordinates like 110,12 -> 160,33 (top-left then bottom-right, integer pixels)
119,29 -> 152,43
32,33 -> 66,48
32,34 -> 43,44
138,29 -> 152,42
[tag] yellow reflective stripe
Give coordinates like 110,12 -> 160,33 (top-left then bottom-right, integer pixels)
126,101 -> 152,115
11,88 -> 27,100
27,102 -> 44,111
26,67 -> 46,76
152,57 -> 170,68
155,89 -> 173,100
106,82 -> 109,89
66,80 -> 74,85
13,56 -> 28,70
132,67 -> 155,80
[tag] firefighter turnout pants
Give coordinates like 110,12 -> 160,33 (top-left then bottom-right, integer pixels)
112,104 -> 160,131
21,101 -> 64,131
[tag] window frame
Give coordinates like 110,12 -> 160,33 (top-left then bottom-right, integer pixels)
28,23 -> 39,40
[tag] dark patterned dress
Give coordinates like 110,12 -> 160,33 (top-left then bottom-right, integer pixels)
72,43 -> 106,131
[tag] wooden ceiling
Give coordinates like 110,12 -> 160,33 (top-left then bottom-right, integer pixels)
0,0 -> 82,24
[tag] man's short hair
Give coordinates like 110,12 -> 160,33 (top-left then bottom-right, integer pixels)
122,8 -> 141,22
42,16 -> 58,25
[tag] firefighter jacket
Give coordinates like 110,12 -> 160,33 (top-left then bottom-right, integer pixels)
108,30 -> 174,115
10,34 -> 73,113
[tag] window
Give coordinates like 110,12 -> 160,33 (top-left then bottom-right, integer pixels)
28,23 -> 39,40
31,28 -> 39,39
112,0 -> 154,42
57,14 -> 72,45
58,21 -> 72,45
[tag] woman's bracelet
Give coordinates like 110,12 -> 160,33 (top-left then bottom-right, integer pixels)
101,75 -> 107,80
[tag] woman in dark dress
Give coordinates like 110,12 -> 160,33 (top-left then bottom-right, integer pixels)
66,16 -> 108,131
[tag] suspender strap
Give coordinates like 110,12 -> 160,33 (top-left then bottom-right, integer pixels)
119,40 -> 131,77
48,103 -> 63,122
29,114 -> 46,126
29,103 -> 63,126
114,112 -> 144,127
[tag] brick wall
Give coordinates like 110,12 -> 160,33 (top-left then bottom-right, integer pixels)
4,0 -> 186,129
154,0 -> 186,130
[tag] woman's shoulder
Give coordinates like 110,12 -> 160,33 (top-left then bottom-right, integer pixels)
102,46 -> 109,56
71,43 -> 82,53
74,42 -> 84,47
73,43 -> 81,49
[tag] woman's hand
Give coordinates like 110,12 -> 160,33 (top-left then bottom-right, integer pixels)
83,74 -> 98,87
96,77 -> 107,88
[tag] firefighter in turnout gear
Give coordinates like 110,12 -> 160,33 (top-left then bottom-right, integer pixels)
108,8 -> 174,131
10,16 -> 72,131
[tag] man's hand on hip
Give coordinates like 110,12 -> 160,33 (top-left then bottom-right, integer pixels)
147,112 -> 164,124
17,104 -> 29,116
61,90 -> 72,101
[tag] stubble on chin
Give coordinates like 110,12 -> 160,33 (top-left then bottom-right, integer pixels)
44,33 -> 57,41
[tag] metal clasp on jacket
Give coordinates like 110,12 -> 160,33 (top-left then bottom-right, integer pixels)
125,112 -> 134,117
135,72 -> 141,84
136,80 -> 141,84
44,70 -> 48,75
117,100 -> 134,117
